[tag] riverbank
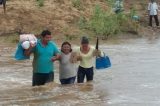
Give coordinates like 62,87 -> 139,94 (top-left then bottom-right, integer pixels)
1,0 -> 159,42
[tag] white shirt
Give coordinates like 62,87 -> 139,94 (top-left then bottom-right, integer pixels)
59,52 -> 77,79
148,2 -> 158,15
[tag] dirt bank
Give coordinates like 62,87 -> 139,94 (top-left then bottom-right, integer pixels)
0,0 -> 159,41
0,0 -> 108,37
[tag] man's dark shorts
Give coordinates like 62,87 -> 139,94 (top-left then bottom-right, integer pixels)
32,72 -> 54,86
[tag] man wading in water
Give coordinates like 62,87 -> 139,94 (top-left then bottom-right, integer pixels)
25,30 -> 60,86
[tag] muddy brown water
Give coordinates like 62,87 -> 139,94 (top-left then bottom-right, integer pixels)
0,38 -> 160,106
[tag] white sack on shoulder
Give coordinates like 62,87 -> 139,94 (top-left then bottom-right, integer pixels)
20,34 -> 37,44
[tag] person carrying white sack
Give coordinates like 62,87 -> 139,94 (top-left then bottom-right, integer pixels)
14,34 -> 37,60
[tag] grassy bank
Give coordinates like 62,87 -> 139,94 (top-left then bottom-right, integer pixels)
0,0 -> 157,44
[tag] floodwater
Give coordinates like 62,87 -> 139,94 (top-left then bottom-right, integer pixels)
0,38 -> 160,106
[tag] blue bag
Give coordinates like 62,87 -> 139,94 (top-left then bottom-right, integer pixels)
96,54 -> 111,69
14,43 -> 30,60
95,37 -> 111,69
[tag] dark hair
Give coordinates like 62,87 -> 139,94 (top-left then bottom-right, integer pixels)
61,41 -> 72,52
81,36 -> 89,44
41,30 -> 51,37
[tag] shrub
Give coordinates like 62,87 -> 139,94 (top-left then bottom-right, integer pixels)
78,3 -> 140,38
87,5 -> 128,38
72,0 -> 83,10
128,7 -> 140,34
36,0 -> 44,7
78,16 -> 87,29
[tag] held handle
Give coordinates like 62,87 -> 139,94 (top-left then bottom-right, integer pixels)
96,37 -> 99,50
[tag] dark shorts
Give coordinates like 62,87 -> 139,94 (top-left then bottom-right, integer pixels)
77,66 -> 94,83
32,72 -> 54,86
60,76 -> 76,85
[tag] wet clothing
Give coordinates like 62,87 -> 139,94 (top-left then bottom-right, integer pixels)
32,72 -> 54,86
32,39 -> 60,86
59,52 -> 77,84
78,46 -> 95,68
60,76 -> 76,84
77,46 -> 95,83
77,66 -> 94,83
32,40 -> 59,73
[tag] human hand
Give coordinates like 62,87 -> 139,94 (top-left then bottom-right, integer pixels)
51,57 -> 57,62
77,55 -> 82,61
93,50 -> 101,57
30,41 -> 36,48
70,52 -> 78,63
51,54 -> 61,62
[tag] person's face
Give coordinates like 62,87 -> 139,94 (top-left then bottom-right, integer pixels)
81,43 -> 89,51
43,35 -> 52,43
62,44 -> 71,54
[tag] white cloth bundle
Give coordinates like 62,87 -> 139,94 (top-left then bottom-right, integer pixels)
20,34 -> 37,42
20,34 -> 37,49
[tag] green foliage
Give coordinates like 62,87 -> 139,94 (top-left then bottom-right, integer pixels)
64,34 -> 77,41
85,5 -> 128,37
130,7 -> 137,18
140,0 -> 147,10
72,0 -> 83,10
77,1 -> 140,37
78,16 -> 87,29
128,7 -> 140,33
36,0 -> 44,7
105,0 -> 114,7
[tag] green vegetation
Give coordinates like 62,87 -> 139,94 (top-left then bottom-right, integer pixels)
78,1 -> 140,38
72,0 -> 83,10
105,0 -> 114,7
64,34 -> 77,41
78,5 -> 128,39
128,7 -> 140,33
140,0 -> 147,10
78,16 -> 87,29
36,0 -> 44,7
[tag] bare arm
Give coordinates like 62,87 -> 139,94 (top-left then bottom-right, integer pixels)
24,47 -> 33,56
69,52 -> 82,63
77,55 -> 82,61
24,43 -> 36,56
51,53 -> 61,62
93,49 -> 102,57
